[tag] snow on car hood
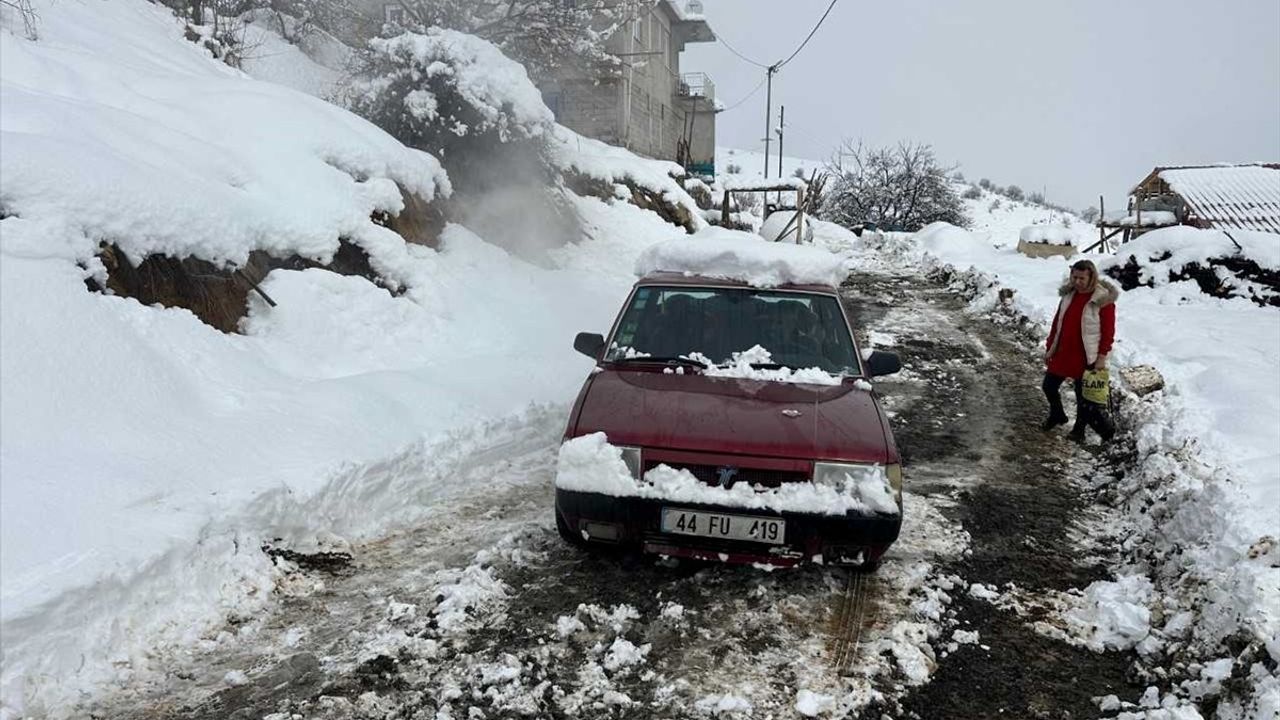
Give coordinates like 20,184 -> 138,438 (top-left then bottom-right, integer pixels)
572,369 -> 891,463
556,433 -> 897,516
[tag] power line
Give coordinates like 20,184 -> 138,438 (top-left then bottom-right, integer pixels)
715,31 -> 771,69
776,0 -> 841,69
717,77 -> 766,113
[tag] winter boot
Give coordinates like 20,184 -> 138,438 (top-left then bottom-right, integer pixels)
1068,424 -> 1086,443
1041,413 -> 1068,432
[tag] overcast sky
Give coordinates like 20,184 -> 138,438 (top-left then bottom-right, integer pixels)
682,0 -> 1280,211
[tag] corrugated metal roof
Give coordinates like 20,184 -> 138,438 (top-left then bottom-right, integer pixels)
1158,165 -> 1280,234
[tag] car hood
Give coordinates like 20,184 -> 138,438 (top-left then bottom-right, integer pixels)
572,369 -> 891,463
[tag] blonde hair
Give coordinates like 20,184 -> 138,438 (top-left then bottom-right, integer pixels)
1070,259 -> 1098,293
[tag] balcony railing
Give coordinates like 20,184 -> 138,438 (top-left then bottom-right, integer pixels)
678,72 -> 715,102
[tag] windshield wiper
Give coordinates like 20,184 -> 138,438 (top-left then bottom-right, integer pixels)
612,355 -> 707,369
749,362 -> 800,370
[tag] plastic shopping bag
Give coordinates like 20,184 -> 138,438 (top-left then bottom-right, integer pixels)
1081,368 -> 1110,405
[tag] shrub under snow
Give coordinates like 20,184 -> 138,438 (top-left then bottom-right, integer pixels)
349,28 -> 553,154
1101,226 -> 1280,306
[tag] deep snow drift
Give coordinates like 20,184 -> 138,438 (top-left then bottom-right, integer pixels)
0,3 -> 696,716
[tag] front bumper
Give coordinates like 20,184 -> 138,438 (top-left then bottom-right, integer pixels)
555,488 -> 901,567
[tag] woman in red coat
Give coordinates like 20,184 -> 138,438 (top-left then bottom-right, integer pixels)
1043,259 -> 1118,442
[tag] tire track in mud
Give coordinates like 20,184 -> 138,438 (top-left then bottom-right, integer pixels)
840,270 -> 1138,720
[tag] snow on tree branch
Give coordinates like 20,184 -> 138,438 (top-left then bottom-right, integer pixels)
819,140 -> 969,232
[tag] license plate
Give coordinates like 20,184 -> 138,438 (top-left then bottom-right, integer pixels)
660,507 -> 785,545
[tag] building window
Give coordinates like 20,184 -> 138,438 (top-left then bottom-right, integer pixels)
633,16 -> 643,44
662,28 -> 671,68
384,3 -> 405,24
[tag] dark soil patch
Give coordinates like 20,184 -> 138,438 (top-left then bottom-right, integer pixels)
894,596 -> 1133,720
843,271 -> 1142,717
261,542 -> 354,574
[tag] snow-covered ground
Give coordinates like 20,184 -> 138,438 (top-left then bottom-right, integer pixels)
718,145 -> 822,182
4,2 -> 1275,717
0,3 -> 692,716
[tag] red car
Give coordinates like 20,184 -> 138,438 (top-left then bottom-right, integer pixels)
554,271 -> 904,569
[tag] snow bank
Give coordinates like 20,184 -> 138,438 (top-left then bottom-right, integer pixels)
0,2 -> 695,714
548,126 -> 706,231
556,433 -> 896,516
0,1 -> 448,274
1100,226 -> 1280,305
1105,225 -> 1280,273
237,12 -> 352,98
635,227 -> 849,287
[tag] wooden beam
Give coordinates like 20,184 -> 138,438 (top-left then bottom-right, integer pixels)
1082,227 -> 1125,254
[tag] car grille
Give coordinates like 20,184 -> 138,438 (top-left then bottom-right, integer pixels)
643,462 -> 808,489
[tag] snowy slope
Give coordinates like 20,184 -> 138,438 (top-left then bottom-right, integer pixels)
717,145 -> 822,183
0,4 -> 690,716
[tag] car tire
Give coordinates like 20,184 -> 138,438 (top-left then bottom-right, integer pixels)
555,510 -> 585,546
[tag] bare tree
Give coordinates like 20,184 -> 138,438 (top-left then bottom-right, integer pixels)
2,0 -> 40,39
248,0 -> 363,43
820,140 -> 968,231
390,0 -> 655,80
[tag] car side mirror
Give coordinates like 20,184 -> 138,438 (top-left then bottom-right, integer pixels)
865,350 -> 902,377
574,332 -> 605,359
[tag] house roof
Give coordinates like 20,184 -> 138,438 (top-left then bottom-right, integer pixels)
663,1 -> 714,42
1155,164 -> 1280,234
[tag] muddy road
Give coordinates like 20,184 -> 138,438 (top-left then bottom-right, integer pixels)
88,270 -> 1141,720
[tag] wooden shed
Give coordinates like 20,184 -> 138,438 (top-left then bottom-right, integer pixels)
1091,163 -> 1280,250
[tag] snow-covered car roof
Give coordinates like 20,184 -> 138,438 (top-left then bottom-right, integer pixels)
634,271 -> 839,294
634,227 -> 849,289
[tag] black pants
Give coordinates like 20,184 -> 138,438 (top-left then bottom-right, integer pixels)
1043,372 -> 1114,439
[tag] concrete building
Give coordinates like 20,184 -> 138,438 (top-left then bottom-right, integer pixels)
366,1 -> 718,175
537,1 -> 717,174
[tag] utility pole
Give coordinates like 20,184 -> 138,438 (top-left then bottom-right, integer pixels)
777,105 -> 785,180
762,64 -> 776,178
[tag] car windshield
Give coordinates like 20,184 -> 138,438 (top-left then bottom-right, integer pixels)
605,286 -> 861,374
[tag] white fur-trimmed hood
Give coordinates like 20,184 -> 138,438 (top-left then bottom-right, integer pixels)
1058,277 -> 1120,307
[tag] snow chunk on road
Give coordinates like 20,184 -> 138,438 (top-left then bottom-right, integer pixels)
428,563 -> 509,635
695,693 -> 754,716
1064,574 -> 1154,651
795,689 -> 836,716
556,433 -> 896,516
968,583 -> 1001,601
602,638 -> 650,671
635,228 -> 849,288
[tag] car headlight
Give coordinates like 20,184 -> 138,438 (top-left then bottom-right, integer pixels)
813,461 -> 903,505
617,445 -> 642,479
